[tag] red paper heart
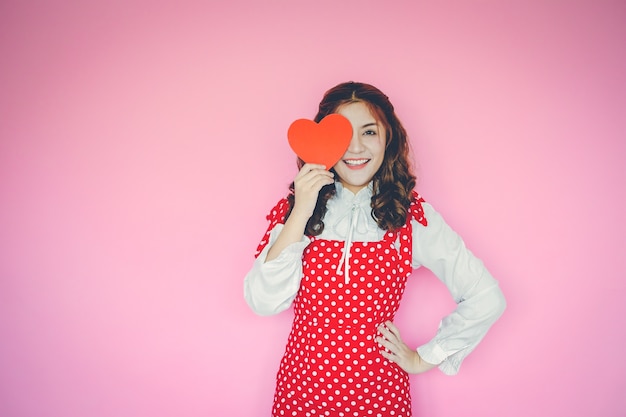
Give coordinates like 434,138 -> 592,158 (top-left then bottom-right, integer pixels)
287,114 -> 353,169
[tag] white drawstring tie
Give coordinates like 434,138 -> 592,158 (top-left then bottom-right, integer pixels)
337,204 -> 360,284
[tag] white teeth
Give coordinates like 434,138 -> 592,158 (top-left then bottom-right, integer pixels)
344,159 -> 369,166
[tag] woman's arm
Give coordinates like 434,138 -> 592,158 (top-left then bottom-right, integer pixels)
411,203 -> 507,375
265,164 -> 333,261
244,223 -> 310,315
244,163 -> 334,315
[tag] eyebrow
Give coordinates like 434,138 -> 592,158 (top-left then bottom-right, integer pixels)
361,122 -> 378,129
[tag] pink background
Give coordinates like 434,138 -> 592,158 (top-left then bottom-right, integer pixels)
1,1 -> 625,416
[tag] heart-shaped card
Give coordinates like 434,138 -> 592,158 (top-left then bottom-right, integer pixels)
287,114 -> 352,169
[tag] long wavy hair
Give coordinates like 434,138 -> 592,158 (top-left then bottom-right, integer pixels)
286,81 -> 416,236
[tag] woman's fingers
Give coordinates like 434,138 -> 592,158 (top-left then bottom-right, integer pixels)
383,321 -> 400,337
295,163 -> 332,181
376,321 -> 413,369
298,173 -> 334,191
376,322 -> 399,356
379,348 -> 395,363
295,164 -> 333,186
377,321 -> 400,344
296,163 -> 327,175
291,164 -> 335,218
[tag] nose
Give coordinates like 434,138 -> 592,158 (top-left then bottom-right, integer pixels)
347,131 -> 364,154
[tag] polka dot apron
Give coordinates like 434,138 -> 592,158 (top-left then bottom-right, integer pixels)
268,196 -> 425,417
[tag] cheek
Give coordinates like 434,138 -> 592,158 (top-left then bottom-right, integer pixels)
373,139 -> 386,159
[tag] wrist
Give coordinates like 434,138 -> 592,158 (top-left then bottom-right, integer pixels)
289,206 -> 313,224
413,351 -> 438,374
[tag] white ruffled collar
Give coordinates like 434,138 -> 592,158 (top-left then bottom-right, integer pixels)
334,181 -> 373,205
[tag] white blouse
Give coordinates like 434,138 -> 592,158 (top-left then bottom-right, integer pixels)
244,182 -> 506,375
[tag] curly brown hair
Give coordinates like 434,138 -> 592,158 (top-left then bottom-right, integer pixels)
286,81 -> 416,236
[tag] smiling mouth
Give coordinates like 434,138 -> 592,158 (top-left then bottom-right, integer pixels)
343,158 -> 370,167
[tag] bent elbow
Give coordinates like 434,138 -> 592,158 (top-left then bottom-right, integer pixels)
490,286 -> 507,321
243,280 -> 293,316
245,295 -> 292,316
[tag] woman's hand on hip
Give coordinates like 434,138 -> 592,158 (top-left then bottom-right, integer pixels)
376,321 -> 437,374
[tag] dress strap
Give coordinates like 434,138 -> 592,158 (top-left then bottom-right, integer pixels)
389,191 -> 428,265
254,197 -> 291,258
410,191 -> 428,227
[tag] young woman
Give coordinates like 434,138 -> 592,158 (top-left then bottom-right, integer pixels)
244,81 -> 506,417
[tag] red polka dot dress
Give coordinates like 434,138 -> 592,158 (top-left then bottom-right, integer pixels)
264,194 -> 427,417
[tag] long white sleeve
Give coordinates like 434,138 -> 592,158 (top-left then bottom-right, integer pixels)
243,224 -> 311,316
413,203 -> 506,375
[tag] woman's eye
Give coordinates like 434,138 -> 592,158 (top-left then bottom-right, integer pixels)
363,130 -> 377,136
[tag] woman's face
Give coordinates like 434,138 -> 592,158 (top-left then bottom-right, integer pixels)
333,101 -> 386,194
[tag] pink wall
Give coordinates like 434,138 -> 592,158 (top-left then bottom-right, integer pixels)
1,1 -> 625,416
